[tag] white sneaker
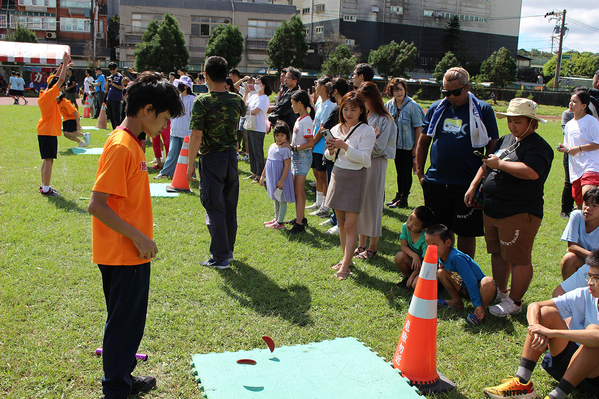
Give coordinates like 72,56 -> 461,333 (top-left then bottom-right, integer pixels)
310,207 -> 330,217
496,288 -> 510,302
319,219 -> 332,226
489,297 -> 522,317
154,174 -> 169,179
83,132 -> 91,146
305,202 -> 320,210
326,225 -> 339,235
77,141 -> 86,148
309,181 -> 317,187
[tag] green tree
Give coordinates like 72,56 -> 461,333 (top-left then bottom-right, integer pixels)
3,24 -> 38,43
205,24 -> 244,68
478,47 -> 517,88
433,51 -> 460,83
368,40 -> 418,79
107,15 -> 120,61
320,44 -> 357,77
440,16 -> 462,54
134,14 -> 189,73
266,15 -> 309,71
543,51 -> 599,78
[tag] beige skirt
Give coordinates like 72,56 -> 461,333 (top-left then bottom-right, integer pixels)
356,157 -> 388,237
325,165 -> 367,213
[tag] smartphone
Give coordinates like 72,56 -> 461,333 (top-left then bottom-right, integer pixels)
556,144 -> 570,151
320,129 -> 333,141
473,150 -> 489,159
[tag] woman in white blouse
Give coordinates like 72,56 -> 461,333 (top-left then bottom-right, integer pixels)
324,92 -> 376,280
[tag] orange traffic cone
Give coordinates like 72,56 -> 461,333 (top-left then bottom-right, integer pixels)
83,97 -> 90,118
393,245 -> 455,393
166,136 -> 192,193
96,103 -> 107,129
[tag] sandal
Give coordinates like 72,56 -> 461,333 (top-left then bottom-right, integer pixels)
466,313 -> 481,325
356,249 -> 377,260
437,298 -> 459,310
353,246 -> 366,257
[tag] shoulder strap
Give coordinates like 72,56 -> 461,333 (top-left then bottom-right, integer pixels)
334,122 -> 363,162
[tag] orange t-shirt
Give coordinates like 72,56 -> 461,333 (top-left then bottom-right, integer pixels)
58,98 -> 77,121
91,129 -> 153,265
36,84 -> 62,136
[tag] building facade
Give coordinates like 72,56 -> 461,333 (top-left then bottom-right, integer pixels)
278,0 -> 522,67
119,0 -> 296,72
0,0 -> 109,65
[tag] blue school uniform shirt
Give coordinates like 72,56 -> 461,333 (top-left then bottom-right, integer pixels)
561,264 -> 590,293
553,287 -> 599,332
561,210 -> 599,252
312,99 -> 335,154
399,223 -> 427,258
439,247 -> 486,307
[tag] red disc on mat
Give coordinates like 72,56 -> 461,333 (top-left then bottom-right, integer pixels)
237,359 -> 257,365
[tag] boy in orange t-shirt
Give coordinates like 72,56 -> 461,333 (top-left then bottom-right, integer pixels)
87,72 -> 184,399
57,91 -> 90,148
36,52 -> 71,196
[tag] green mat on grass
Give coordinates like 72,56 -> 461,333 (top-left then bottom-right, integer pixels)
190,337 -> 420,398
150,183 -> 179,197
71,147 -> 103,155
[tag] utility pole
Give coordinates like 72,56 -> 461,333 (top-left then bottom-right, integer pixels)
545,9 -> 566,90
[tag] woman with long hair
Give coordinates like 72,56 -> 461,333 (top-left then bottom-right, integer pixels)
354,82 -> 397,259
324,92 -> 376,280
245,76 -> 273,182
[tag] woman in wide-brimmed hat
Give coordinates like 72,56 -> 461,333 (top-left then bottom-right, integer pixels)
465,98 -> 554,318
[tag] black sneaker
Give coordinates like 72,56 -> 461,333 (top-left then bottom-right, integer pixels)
130,375 -> 156,395
289,222 -> 306,234
286,217 -> 308,226
385,194 -> 400,206
39,187 -> 60,197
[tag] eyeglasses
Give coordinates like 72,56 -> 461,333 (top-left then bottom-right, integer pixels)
442,85 -> 468,97
585,273 -> 599,284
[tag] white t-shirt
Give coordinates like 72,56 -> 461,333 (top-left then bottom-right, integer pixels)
561,264 -> 590,293
553,286 -> 599,332
170,93 -> 195,138
565,114 -> 599,181
561,210 -> 599,252
292,115 -> 313,147
84,76 -> 94,94
247,93 -> 270,133
324,122 -> 376,170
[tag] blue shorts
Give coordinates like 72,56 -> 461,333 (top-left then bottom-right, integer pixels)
292,149 -> 312,176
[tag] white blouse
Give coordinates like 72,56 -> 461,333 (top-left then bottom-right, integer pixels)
324,122 -> 376,170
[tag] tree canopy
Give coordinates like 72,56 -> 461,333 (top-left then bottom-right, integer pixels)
134,14 -> 189,73
543,51 -> 599,78
3,24 -> 38,43
205,24 -> 244,69
440,16 -> 462,55
107,15 -> 119,61
433,51 -> 460,83
266,15 -> 309,71
368,40 -> 418,79
320,44 -> 357,78
478,47 -> 517,88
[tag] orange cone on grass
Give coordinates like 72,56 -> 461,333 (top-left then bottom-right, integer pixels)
83,97 -> 90,118
393,244 -> 455,393
166,136 -> 192,193
96,103 -> 107,129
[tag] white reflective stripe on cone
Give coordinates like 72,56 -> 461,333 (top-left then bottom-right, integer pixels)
182,142 -> 189,149
408,296 -> 437,320
419,262 -> 437,281
178,155 -> 189,164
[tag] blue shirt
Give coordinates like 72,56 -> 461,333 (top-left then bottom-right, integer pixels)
95,74 -> 105,92
312,99 -> 335,154
553,287 -> 599,332
561,210 -> 599,252
422,98 -> 499,186
440,247 -> 486,307
561,264 -> 590,293
385,96 -> 424,151
106,72 -> 124,101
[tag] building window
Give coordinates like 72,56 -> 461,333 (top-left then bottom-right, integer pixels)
191,17 -> 230,37
248,19 -> 281,39
315,26 -> 323,34
61,0 -> 90,8
302,7 -> 310,15
60,17 -> 90,32
390,6 -> 403,14
423,10 -> 435,17
10,15 -> 56,30
132,13 -> 161,33
314,4 -> 325,12
0,15 -> 7,28
342,15 -> 357,22
18,0 -> 56,6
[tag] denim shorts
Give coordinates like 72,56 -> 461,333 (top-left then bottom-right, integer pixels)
292,149 -> 312,176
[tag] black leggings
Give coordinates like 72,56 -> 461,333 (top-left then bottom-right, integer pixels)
393,148 -> 413,198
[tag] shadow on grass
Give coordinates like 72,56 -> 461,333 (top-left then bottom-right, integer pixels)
47,195 -> 88,213
383,207 -> 410,222
59,149 -> 76,156
219,260 -> 314,327
284,225 -> 340,248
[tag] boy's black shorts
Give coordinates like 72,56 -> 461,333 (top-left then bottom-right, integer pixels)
542,340 -> 599,395
38,135 -> 58,159
311,152 -> 327,171
62,120 -> 77,133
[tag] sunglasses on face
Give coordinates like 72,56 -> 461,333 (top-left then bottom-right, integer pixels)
442,85 -> 467,97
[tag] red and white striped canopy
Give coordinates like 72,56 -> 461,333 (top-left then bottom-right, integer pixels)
0,41 -> 70,65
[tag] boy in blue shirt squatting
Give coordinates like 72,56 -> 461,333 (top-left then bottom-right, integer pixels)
424,224 -> 496,325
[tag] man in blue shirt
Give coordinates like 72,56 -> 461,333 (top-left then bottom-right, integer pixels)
415,67 -> 498,259
92,67 -> 106,119
105,62 -> 125,130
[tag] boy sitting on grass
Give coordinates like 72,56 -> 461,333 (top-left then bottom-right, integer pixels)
560,187 -> 599,280
87,72 -> 183,399
425,224 -> 496,325
483,256 -> 599,399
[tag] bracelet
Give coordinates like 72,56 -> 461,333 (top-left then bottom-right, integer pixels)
579,146 -> 583,153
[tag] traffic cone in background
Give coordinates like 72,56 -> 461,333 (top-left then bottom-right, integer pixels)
83,97 -> 90,118
96,103 -> 107,129
166,136 -> 192,193
393,245 -> 455,394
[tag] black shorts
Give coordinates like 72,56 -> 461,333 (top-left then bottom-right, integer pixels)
38,135 -> 58,159
422,181 -> 484,237
542,340 -> 599,395
63,119 -> 77,133
311,152 -> 327,171
9,89 -> 23,96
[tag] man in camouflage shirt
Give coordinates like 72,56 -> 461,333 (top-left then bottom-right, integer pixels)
187,56 -> 247,269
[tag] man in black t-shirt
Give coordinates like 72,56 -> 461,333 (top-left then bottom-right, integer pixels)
65,67 -> 78,107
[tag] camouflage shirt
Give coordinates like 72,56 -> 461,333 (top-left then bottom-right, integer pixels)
189,91 -> 247,155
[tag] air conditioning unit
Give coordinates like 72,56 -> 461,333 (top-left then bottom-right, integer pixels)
46,32 -> 56,39
96,31 -> 104,39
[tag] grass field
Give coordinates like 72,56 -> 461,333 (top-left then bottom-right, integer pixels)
0,102 -> 581,398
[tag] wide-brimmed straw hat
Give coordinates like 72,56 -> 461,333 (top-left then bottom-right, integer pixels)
496,98 -> 546,124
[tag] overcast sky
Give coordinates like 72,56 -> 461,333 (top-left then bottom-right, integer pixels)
518,1 -> 598,53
